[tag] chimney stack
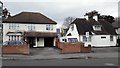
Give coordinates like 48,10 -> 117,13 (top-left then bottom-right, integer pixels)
93,15 -> 98,21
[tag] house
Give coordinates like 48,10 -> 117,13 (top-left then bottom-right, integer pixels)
3,12 -> 57,47
60,15 -> 117,47
112,21 -> 120,45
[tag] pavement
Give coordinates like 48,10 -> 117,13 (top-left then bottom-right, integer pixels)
1,47 -> 119,60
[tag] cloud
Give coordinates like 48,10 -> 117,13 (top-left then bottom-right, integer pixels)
2,0 -> 119,26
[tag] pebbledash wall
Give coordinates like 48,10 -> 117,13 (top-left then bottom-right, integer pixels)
3,23 -> 56,47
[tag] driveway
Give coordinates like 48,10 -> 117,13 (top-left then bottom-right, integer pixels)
29,47 -> 61,56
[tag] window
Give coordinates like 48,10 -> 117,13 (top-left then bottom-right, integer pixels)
64,39 -> 67,42
62,39 -> 67,42
9,24 -> 19,30
28,24 -> 35,31
83,36 -> 91,42
62,39 -> 65,41
8,36 -> 21,41
83,36 -> 87,42
93,25 -> 101,31
71,25 -> 74,31
110,36 -> 113,41
101,36 -> 106,39
68,38 -> 78,43
46,25 -> 53,30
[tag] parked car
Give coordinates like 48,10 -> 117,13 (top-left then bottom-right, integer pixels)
3,40 -> 24,46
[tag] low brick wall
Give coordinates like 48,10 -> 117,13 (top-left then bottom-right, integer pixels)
56,39 -> 91,53
61,43 -> 81,53
2,44 -> 30,55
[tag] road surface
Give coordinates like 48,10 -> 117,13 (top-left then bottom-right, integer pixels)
2,58 -> 118,66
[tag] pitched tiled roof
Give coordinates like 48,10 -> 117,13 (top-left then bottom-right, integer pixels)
3,12 -> 57,24
71,18 -> 117,35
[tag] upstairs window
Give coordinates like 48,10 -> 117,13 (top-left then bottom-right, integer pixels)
9,24 -> 19,30
46,25 -> 53,30
93,25 -> 101,31
28,24 -> 35,31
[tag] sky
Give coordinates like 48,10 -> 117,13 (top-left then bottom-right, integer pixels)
1,0 -> 120,28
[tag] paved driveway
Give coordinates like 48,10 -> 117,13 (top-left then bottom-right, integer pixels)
29,47 -> 61,56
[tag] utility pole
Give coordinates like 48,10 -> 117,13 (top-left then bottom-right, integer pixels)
0,1 -> 3,67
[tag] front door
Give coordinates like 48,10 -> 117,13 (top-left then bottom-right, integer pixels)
27,37 -> 35,48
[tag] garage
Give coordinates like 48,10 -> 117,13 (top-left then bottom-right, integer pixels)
44,37 -> 54,47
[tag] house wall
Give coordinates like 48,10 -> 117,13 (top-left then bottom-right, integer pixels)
3,23 -> 56,42
110,36 -> 117,46
118,28 -> 120,35
92,35 -> 109,46
80,35 -> 117,47
37,38 -> 44,47
60,36 -> 79,42
60,24 -> 79,42
116,28 -> 120,35
66,24 -> 79,37
53,37 -> 56,46
60,35 -> 117,47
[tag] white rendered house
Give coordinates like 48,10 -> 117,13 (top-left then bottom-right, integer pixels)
60,16 -> 117,47
3,12 -> 57,47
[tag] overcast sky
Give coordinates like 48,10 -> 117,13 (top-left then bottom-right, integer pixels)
1,0 -> 120,28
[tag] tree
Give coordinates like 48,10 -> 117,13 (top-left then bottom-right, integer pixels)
62,17 -> 75,29
84,10 -> 115,24
84,10 -> 100,20
99,15 -> 115,24
61,17 -> 75,36
2,8 -> 11,19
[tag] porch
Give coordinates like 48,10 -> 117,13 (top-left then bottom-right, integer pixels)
24,32 -> 57,48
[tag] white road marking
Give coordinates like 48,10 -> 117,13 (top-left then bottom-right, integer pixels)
104,63 -> 115,66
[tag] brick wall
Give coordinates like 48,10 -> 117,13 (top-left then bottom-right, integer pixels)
56,39 -> 91,53
2,44 -> 30,55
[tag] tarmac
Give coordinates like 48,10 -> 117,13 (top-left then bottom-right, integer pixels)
1,47 -> 119,60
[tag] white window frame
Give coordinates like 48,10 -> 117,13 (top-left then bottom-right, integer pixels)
83,36 -> 91,42
46,25 -> 53,30
28,24 -> 35,31
9,24 -> 19,30
93,25 -> 101,31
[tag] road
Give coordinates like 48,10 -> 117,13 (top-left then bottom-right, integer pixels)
2,58 -> 118,66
